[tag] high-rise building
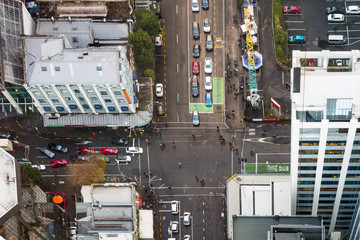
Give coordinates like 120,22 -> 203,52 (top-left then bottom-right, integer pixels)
290,50 -> 360,234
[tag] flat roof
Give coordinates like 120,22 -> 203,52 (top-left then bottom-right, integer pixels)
139,210 -> 154,239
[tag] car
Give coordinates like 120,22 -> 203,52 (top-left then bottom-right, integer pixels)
205,35 -> 213,51
204,57 -> 212,74
289,35 -> 305,44
0,132 -> 11,139
192,22 -> 200,39
155,35 -> 163,46
39,147 -> 55,158
156,83 -> 164,97
193,44 -> 201,58
184,235 -> 191,240
192,61 -> 200,75
157,102 -> 165,116
171,221 -> 179,233
126,147 -> 144,154
191,76 -> 199,97
70,154 -> 109,163
328,13 -> 344,22
192,110 -> 199,126
70,155 -> 89,161
191,0 -> 199,12
205,76 -> 212,90
283,6 -> 300,14
32,165 -> 46,171
326,7 -> 344,14
171,201 -> 179,214
203,18 -> 211,33
184,212 -> 191,226
50,159 -> 68,168
111,137 -> 128,145
77,147 -> 95,154
115,155 -> 132,163
100,148 -> 118,155
346,5 -> 360,14
205,93 -> 212,106
48,142 -> 68,153
202,0 -> 209,10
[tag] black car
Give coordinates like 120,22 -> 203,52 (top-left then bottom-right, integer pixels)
202,0 -> 209,10
111,137 -> 129,145
48,142 -> 68,153
193,44 -> 201,58
326,7 -> 344,14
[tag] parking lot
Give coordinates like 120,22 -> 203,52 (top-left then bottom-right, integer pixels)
283,0 -> 360,51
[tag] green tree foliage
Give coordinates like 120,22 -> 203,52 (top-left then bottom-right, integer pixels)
20,164 -> 44,185
135,9 -> 160,37
144,69 -> 155,82
129,29 -> 154,68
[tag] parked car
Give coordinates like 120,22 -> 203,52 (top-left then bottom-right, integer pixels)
50,159 -> 68,168
156,83 -> 164,97
115,155 -> 132,163
48,142 -> 68,153
171,200 -> 179,214
205,93 -> 212,106
126,147 -> 144,154
205,35 -> 213,51
193,44 -> 201,58
184,212 -> 191,226
32,165 -> 46,171
70,155 -> 89,161
191,76 -> 199,97
77,147 -> 95,154
202,0 -> 209,10
203,18 -> 211,33
191,0 -> 199,12
328,13 -> 344,22
171,221 -> 179,233
204,57 -> 212,74
283,6 -> 300,14
192,22 -> 200,39
192,61 -> 200,74
0,132 -> 11,139
100,148 -> 118,155
39,147 -> 55,158
157,102 -> 165,116
184,235 -> 191,240
289,35 -> 305,44
205,76 -> 212,90
70,154 -> 109,163
326,7 -> 344,14
155,34 -> 163,46
192,110 -> 200,126
111,137 -> 128,145
346,5 -> 360,14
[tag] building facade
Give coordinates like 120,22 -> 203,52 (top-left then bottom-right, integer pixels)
290,50 -> 360,234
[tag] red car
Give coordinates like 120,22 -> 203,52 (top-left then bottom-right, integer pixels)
100,148 -> 118,155
192,61 -> 200,75
77,147 -> 95,154
283,6 -> 301,14
50,159 -> 68,168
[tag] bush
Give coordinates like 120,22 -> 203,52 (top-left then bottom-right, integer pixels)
276,46 -> 284,60
20,164 -> 44,185
144,69 -> 155,82
129,29 -> 154,68
135,9 -> 160,37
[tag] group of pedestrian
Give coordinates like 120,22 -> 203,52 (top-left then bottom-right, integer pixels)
219,134 -> 225,144
200,179 -> 205,186
160,142 -> 165,149
238,157 -> 247,163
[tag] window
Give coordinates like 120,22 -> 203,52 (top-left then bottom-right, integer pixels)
41,67 -> 47,71
69,105 -> 78,109
118,99 -> 126,103
78,97 -> 84,101
94,104 -> 103,109
86,89 -> 94,93
56,106 -> 65,111
96,66 -> 102,71
82,104 -> 89,109
43,106 -> 52,112
74,89 -> 80,93
60,89 -> 68,94
90,97 -> 98,101
100,91 -> 108,95
114,91 -> 122,95
47,91 -> 55,95
52,99 -> 59,103
121,106 -> 129,111
54,66 -> 61,71
108,106 -> 116,111
39,99 -> 46,103
65,97 -> 73,101
105,99 -> 112,103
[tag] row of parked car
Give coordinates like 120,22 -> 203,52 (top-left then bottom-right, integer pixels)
169,200 -> 191,239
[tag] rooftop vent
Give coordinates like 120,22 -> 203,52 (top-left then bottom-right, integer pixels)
83,51 -> 88,56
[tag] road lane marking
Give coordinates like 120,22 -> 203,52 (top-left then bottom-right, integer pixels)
287,29 -> 306,31
176,4 -> 178,14
285,21 -> 304,23
177,64 -> 179,73
176,34 -> 178,44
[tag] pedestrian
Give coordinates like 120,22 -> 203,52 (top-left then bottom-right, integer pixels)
217,126 -> 219,132
165,122 -> 168,127
236,149 -> 239,154
192,134 -> 195,140
172,142 -> 176,147
233,84 -> 235,89
195,175 -> 198,181
160,143 -> 163,148
168,184 -> 172,189
178,162 -> 182,167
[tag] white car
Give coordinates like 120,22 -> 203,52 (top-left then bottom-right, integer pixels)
115,155 -> 131,163
204,57 -> 213,74
184,235 -> 191,240
203,18 -> 211,33
171,221 -> 179,233
171,200 -> 179,214
32,165 -> 46,171
156,83 -> 163,97
346,5 -> 360,14
327,13 -> 344,22
184,212 -> 191,226
191,0 -> 199,12
205,76 -> 212,90
155,35 -> 163,46
126,147 -> 144,154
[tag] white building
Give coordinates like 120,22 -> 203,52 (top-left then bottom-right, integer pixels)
290,50 -> 360,234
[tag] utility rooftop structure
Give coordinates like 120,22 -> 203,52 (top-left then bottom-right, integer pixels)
291,50 -> 360,235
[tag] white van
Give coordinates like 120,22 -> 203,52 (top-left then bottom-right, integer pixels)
328,35 -> 346,45
171,200 -> 179,214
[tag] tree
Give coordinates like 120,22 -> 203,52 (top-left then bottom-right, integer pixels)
20,164 -> 44,185
144,69 -> 155,82
129,29 -> 154,68
135,9 -> 160,37
68,154 -> 107,187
